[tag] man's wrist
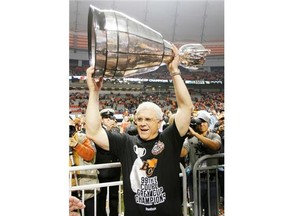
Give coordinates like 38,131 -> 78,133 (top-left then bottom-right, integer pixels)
169,69 -> 181,77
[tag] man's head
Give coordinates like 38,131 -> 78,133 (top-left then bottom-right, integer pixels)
196,111 -> 210,133
218,113 -> 224,126
134,102 -> 163,140
73,117 -> 82,131
100,108 -> 115,130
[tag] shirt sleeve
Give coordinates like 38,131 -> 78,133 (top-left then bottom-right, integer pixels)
107,131 -> 131,160
182,137 -> 190,152
211,132 -> 222,147
73,138 -> 96,161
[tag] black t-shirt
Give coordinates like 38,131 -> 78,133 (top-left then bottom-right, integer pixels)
108,123 -> 185,216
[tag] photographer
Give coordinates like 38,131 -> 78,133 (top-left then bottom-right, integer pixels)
212,112 -> 224,208
180,111 -> 221,216
69,119 -> 99,216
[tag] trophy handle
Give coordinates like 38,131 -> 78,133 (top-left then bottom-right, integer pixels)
178,43 -> 211,70
162,41 -> 210,70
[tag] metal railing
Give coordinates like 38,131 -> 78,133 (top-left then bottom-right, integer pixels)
192,153 -> 224,216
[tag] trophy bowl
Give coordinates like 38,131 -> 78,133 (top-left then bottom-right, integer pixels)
88,5 -> 210,78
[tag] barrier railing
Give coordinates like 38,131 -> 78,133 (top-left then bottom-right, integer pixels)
192,153 -> 224,216
69,162 -> 188,216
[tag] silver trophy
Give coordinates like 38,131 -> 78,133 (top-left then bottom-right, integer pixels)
88,5 -> 210,78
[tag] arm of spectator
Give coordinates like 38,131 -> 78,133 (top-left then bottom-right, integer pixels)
85,66 -> 110,151
73,138 -> 96,161
180,147 -> 188,157
69,196 -> 85,216
188,127 -> 221,151
167,44 -> 194,137
180,138 -> 190,157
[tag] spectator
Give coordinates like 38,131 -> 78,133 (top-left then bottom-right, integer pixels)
69,119 -> 99,216
95,108 -> 121,216
209,109 -> 218,131
213,111 -> 225,209
125,110 -> 138,135
181,111 -> 222,216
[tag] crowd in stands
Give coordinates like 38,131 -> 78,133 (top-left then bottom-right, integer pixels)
70,65 -> 89,76
69,90 -> 224,116
69,64 -> 224,119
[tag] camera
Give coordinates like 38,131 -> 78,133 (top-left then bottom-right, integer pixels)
69,125 -> 76,138
189,118 -> 201,132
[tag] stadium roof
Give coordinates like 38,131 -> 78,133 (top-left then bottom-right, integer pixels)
69,0 -> 224,56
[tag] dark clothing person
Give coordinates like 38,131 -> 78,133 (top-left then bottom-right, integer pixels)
95,108 -> 121,216
95,146 -> 121,216
108,122 -> 185,216
86,44 -> 193,215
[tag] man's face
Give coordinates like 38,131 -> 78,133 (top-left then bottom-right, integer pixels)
101,115 -> 115,130
135,109 -> 161,141
196,119 -> 209,134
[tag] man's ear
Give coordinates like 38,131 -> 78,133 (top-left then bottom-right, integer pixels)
158,120 -> 162,129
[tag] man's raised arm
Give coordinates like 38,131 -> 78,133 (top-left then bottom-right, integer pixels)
85,66 -> 110,150
167,44 -> 194,137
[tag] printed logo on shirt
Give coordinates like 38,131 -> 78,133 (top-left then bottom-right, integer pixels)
130,146 -> 147,193
151,141 -> 165,155
130,145 -> 166,208
140,158 -> 158,177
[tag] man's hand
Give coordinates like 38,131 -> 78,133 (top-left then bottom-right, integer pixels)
76,132 -> 86,144
69,132 -> 86,147
86,66 -> 103,92
187,126 -> 197,137
69,196 -> 85,216
69,136 -> 78,147
167,44 -> 180,75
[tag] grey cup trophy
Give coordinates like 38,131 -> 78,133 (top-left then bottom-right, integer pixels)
88,5 -> 210,78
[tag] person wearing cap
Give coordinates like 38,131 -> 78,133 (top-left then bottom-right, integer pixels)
95,108 -> 121,216
99,108 -> 117,131
181,110 -> 222,216
212,111 -> 225,208
85,44 -> 193,216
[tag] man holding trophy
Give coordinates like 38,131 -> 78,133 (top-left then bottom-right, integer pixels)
83,5 -> 209,216
86,43 -> 193,215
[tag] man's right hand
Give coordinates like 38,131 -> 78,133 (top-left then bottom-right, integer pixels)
86,66 -> 103,92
